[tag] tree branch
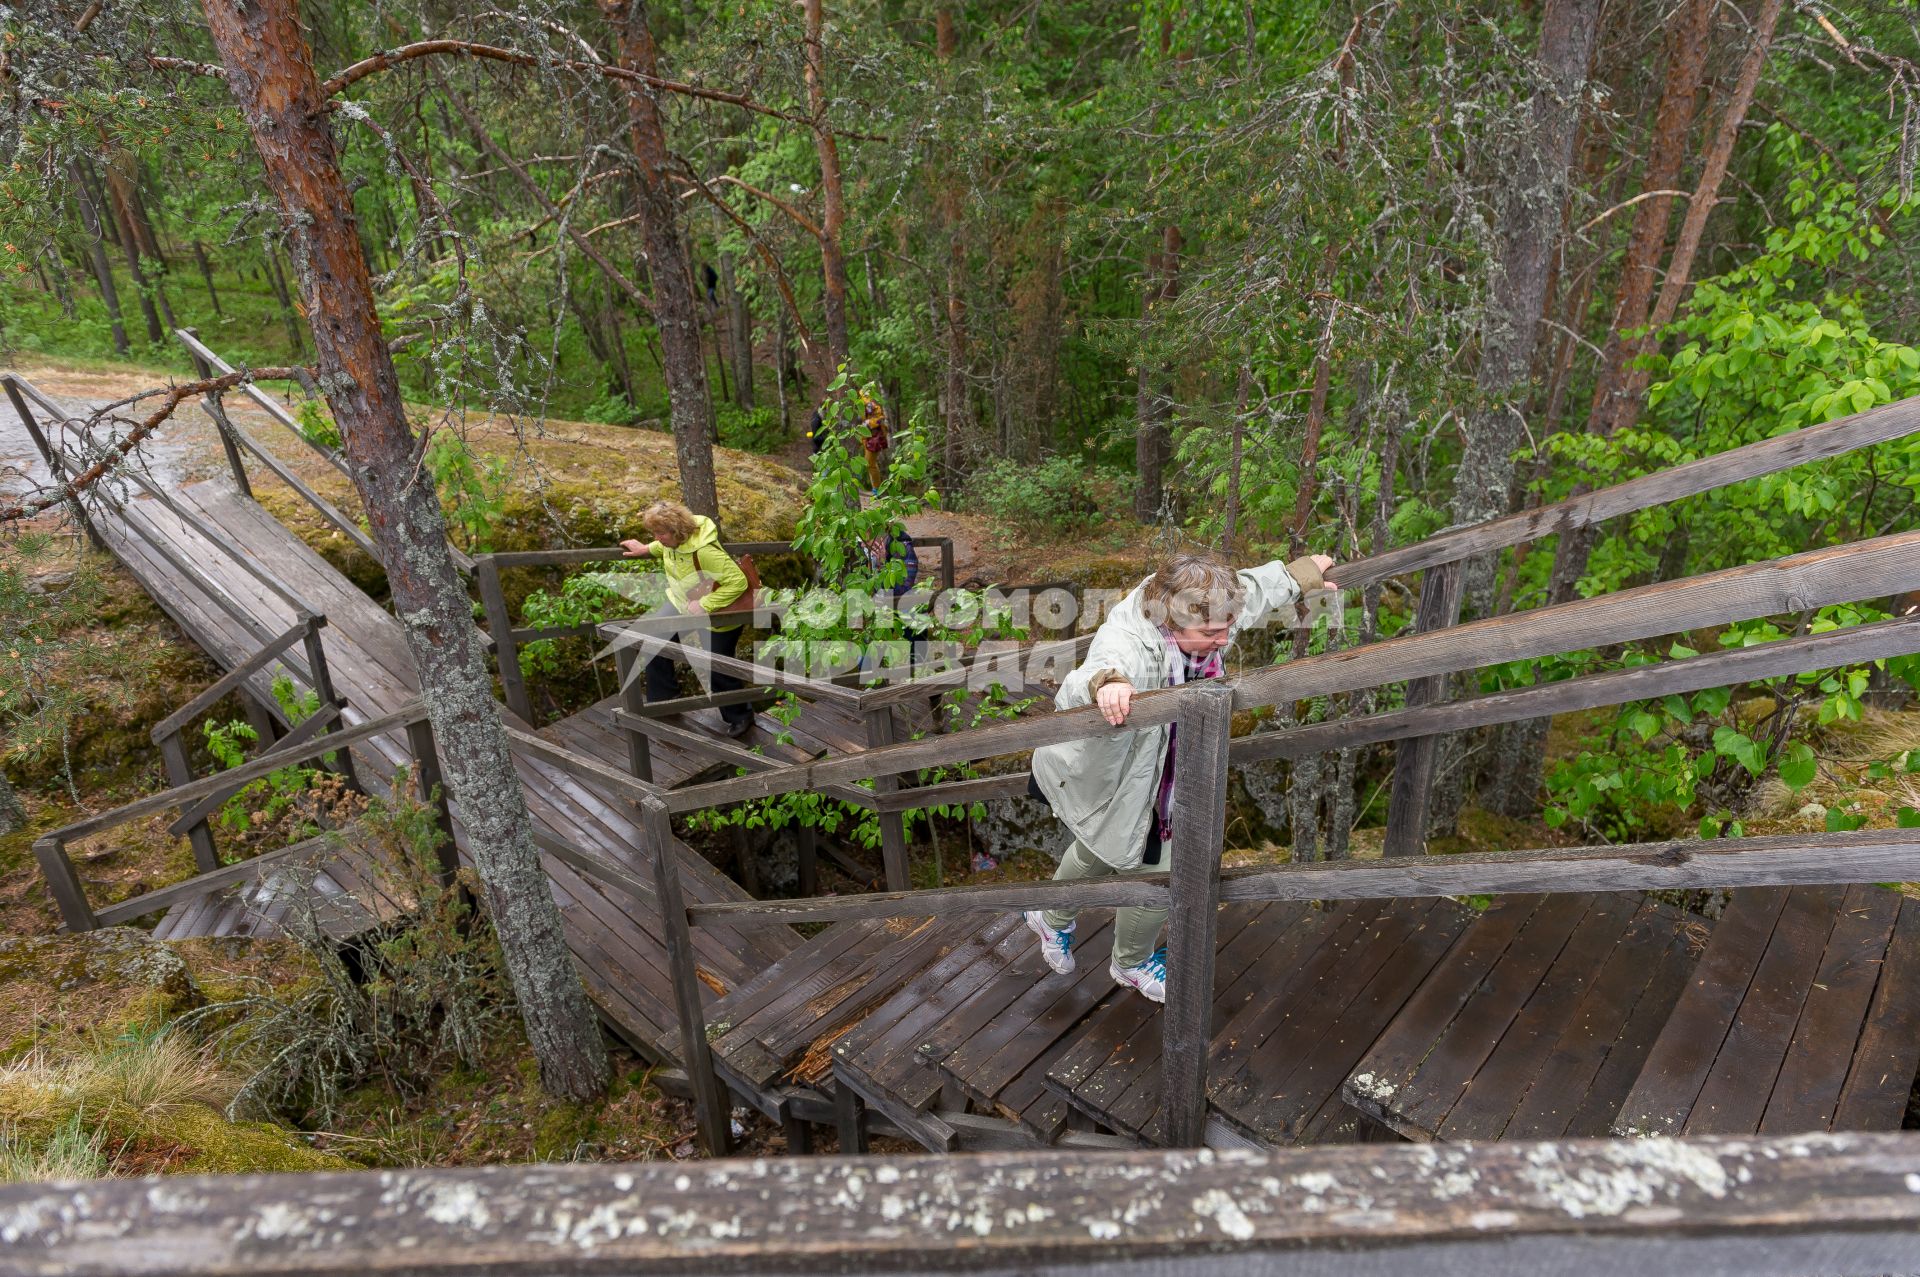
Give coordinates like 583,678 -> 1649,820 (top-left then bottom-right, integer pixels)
2,369 -> 306,524
706,173 -> 824,241
669,162 -> 818,351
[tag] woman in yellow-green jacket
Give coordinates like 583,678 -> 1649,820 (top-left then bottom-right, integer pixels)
620,500 -> 756,737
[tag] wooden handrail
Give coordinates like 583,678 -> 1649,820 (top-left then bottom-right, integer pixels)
1336,391 -> 1920,589
8,1131 -> 1915,1273
683,827 -> 1920,929
150,615 -> 319,741
165,703 -> 343,836
92,831 -> 336,928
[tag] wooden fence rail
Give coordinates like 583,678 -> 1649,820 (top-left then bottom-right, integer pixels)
5,1132 -> 1917,1277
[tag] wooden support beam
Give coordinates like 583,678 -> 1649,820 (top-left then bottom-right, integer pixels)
156,730 -> 221,874
1383,560 -> 1465,857
166,703 -> 341,836
33,836 -> 98,932
1160,682 -> 1234,1147
475,556 -> 535,725
93,832 -> 335,928
640,796 -> 732,1156
405,717 -> 460,883
865,707 -> 912,891
612,645 -> 654,784
182,330 -> 253,500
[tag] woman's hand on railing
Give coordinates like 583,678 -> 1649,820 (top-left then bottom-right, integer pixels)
620,539 -> 651,558
1310,554 -> 1338,588
1097,679 -> 1135,727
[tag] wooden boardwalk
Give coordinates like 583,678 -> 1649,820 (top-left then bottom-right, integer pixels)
29,379 -> 1920,1153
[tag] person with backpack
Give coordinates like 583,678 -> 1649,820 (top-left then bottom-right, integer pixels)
620,499 -> 758,737
1021,549 -> 1336,1002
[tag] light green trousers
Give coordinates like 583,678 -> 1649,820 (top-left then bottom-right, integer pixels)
1041,839 -> 1166,969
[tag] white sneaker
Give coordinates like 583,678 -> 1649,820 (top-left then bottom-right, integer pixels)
1111,946 -> 1168,1003
1023,910 -> 1076,974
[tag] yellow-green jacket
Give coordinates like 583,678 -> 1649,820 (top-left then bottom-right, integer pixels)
647,515 -> 749,625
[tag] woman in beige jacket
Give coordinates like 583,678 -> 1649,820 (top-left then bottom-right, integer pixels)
1025,549 -> 1336,1002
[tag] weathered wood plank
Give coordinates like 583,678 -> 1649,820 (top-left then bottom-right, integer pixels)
11,1133 -> 1920,1275
1383,560 -> 1464,857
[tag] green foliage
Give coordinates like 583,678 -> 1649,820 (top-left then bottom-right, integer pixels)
964,455 -> 1131,534
0,534 -> 127,788
715,403 -> 788,454
423,432 -> 510,553
204,675 -> 328,841
294,400 -> 343,452
516,561 -> 665,679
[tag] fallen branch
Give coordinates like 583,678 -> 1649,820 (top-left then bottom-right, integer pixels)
1,368 -> 307,523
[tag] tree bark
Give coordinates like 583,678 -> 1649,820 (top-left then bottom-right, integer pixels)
721,253 -> 754,412
1133,224 -> 1180,522
200,0 -> 609,1102
936,6 -> 969,473
601,0 -> 719,516
804,0 -> 852,377
1447,0 -> 1602,616
1548,0 -> 1785,605
69,171 -> 129,355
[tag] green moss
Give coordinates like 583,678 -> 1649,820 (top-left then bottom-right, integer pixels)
143,1103 -> 351,1174
0,931 -> 200,1063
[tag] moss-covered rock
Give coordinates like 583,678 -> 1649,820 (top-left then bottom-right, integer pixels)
0,929 -> 199,1062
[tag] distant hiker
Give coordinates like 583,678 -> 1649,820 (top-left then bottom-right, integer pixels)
620,500 -> 758,738
858,391 -> 889,490
1021,549 -> 1337,1002
859,519 -> 925,672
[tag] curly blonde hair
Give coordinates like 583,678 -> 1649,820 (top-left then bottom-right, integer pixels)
1139,553 -> 1244,628
641,499 -> 699,545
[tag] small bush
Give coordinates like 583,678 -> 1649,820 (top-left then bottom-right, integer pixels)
964,455 -> 1132,534
716,403 -> 788,454
191,773 -> 516,1124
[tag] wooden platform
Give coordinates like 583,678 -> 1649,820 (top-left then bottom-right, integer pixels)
1343,893 -> 1701,1142
71,460 -> 802,1065
1615,884 -> 1920,1137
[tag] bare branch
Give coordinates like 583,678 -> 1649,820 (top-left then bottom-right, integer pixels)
706,173 -> 824,241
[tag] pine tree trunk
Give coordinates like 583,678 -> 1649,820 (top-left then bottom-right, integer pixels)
935,6 -> 969,474
201,0 -> 609,1103
602,0 -> 718,516
1133,224 -> 1180,523
101,163 -> 165,344
804,0 -> 852,376
721,254 -> 754,413
191,240 -> 224,318
70,169 -> 130,355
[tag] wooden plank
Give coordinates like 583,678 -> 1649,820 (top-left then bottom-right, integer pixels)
1834,894 -> 1920,1130
150,617 -> 315,740
865,707 -> 911,890
1434,894 -> 1642,1140
477,556 -> 535,725
1762,883 -> 1903,1133
1227,899 -> 1468,1146
1685,884 -> 1848,1135
93,833 -> 337,927
639,796 -> 731,1155
834,915 -> 1021,1092
1343,896 -> 1544,1128
1499,900 -> 1696,1140
940,915 -> 1119,1103
1613,888 -> 1792,1137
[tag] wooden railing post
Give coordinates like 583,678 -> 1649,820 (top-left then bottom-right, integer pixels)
33,836 -> 98,932
184,328 -> 253,500
475,556 -> 535,725
1382,561 -> 1466,858
640,795 -> 733,1156
157,729 -> 222,874
864,707 -> 912,891
403,716 -> 460,883
298,614 -> 360,792
1161,681 -> 1235,1147
614,643 -> 654,784
3,375 -> 104,550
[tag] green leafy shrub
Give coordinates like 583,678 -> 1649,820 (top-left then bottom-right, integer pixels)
424,432 -> 509,552
963,455 -> 1132,534
716,403 -> 788,454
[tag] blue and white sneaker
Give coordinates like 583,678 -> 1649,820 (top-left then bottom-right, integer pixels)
1111,946 -> 1168,1003
1023,911 -> 1075,974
